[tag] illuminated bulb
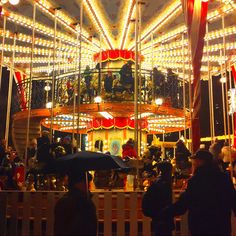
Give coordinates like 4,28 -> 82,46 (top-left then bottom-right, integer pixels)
1,0 -> 8,4
46,102 -> 52,108
94,96 -> 102,104
220,77 -> 226,83
9,0 -> 20,5
155,98 -> 163,106
44,85 -> 51,91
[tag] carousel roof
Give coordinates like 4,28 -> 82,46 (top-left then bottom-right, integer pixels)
0,0 -> 236,78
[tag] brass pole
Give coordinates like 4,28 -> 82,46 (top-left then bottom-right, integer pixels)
182,33 -> 186,140
222,10 -> 233,178
138,1 -> 142,157
134,0 -> 139,155
5,33 -> 16,147
188,40 -> 192,151
50,9 -> 58,143
151,33 -> 154,103
24,3 -> 36,179
76,1 -> 83,150
228,62 -> 234,145
73,28 -> 79,149
220,49 -> 227,140
0,16 -> 6,92
206,22 -> 214,142
99,34 -> 102,96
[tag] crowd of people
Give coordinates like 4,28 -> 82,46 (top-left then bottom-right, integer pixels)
1,133 -> 236,235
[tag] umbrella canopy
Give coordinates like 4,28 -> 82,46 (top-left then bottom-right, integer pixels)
57,151 -> 130,171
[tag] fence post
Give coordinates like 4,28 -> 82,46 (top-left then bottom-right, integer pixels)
0,192 -> 7,236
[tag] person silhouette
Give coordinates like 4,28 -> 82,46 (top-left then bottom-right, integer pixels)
142,161 -> 174,236
160,150 -> 236,236
54,171 -> 97,236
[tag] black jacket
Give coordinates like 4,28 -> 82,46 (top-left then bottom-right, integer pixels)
142,175 -> 174,231
166,166 -> 236,235
54,189 -> 97,236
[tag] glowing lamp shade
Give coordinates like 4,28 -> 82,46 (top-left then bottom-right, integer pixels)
155,98 -> 163,106
94,96 -> 102,104
220,77 -> 226,83
44,85 -> 51,91
46,102 -> 52,109
9,0 -> 20,5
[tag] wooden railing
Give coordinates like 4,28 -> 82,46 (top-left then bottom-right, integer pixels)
0,190 -> 235,236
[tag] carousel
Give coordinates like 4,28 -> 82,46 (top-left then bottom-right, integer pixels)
0,0 -> 236,235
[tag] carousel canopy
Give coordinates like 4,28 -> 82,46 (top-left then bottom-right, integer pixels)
0,0 -> 235,78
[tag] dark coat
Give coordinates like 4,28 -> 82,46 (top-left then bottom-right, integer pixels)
54,189 -> 97,236
142,175 -> 175,233
166,166 -> 236,235
37,136 -> 51,163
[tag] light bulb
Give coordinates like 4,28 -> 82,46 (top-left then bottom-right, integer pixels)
46,102 -> 52,109
1,0 -> 8,4
155,98 -> 163,106
9,0 -> 20,5
94,96 -> 102,104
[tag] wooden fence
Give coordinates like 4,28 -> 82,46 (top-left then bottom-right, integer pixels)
0,190 -> 235,236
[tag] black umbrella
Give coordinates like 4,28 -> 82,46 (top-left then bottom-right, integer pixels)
57,151 -> 129,172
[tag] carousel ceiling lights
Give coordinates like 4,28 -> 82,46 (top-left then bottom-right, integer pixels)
83,0 -> 114,49
128,0 -> 182,50
34,0 -> 100,49
141,3 -> 235,53
119,0 -> 135,49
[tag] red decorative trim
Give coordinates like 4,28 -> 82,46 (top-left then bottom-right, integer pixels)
93,49 -> 144,62
87,117 -> 148,131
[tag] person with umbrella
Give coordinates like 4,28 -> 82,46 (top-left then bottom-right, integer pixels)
54,151 -> 129,236
54,170 -> 97,236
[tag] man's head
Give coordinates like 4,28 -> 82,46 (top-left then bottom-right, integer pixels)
190,150 -> 213,170
68,170 -> 92,191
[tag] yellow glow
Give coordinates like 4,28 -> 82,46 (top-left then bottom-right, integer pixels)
84,0 -> 115,49
119,0 -> 135,49
128,0 -> 182,50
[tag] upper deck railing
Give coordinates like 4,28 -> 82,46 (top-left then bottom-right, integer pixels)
13,68 -> 189,112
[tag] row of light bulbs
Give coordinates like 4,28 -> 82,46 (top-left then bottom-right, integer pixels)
144,41 -> 236,57
148,123 -> 185,128
144,55 -> 228,64
128,0 -> 182,50
1,0 -> 20,5
0,29 -> 83,53
3,54 -> 92,64
141,3 -> 235,52
119,0 -> 135,49
83,0 -> 113,49
35,0 -> 100,49
143,25 -> 236,54
3,7 -> 98,51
